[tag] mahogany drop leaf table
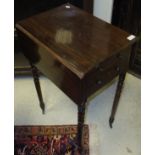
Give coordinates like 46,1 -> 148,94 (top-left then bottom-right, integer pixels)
16,4 -> 136,153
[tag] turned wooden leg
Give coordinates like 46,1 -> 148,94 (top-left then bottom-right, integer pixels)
77,101 -> 86,153
109,72 -> 126,128
30,63 -> 45,114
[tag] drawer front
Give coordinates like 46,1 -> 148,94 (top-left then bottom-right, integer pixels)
86,60 -> 119,97
86,50 -> 130,97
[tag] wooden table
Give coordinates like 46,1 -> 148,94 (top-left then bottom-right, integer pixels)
16,3 -> 136,153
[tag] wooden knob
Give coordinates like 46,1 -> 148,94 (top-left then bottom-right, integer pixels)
116,67 -> 120,72
96,80 -> 103,85
99,67 -> 104,72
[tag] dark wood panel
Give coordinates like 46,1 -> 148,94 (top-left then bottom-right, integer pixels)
112,0 -> 141,76
15,0 -> 93,23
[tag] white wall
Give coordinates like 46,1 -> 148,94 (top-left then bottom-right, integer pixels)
93,0 -> 114,23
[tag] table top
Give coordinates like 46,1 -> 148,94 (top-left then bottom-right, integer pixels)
16,3 -> 136,78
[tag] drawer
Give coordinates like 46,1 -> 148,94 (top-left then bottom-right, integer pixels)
86,61 -> 119,97
85,50 -> 130,97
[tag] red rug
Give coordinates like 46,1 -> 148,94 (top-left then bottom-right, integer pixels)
14,125 -> 89,155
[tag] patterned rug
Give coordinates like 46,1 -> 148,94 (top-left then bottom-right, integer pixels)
14,125 -> 89,155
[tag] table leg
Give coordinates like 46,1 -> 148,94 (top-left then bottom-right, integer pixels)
109,72 -> 126,128
77,102 -> 86,153
30,63 -> 45,114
